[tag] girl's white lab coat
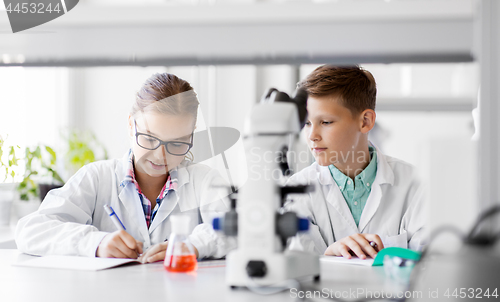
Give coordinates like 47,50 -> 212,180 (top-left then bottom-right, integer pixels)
286,147 -> 427,254
16,153 -> 234,259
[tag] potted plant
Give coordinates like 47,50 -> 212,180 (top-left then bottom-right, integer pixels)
64,129 -> 108,177
0,135 -> 20,225
38,145 -> 65,202
15,144 -> 64,218
7,129 -> 107,220
17,145 -> 64,202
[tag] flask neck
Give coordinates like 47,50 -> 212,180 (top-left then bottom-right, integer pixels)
170,215 -> 191,234
169,233 -> 188,241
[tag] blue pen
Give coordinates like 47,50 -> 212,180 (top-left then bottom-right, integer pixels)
103,204 -> 126,231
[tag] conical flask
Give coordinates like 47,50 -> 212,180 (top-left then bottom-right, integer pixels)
164,215 -> 198,272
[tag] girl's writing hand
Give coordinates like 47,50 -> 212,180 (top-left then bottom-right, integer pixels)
324,233 -> 384,259
96,230 -> 143,259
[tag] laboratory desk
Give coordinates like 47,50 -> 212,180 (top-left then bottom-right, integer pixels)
0,249 -> 404,302
407,245 -> 500,302
0,226 -> 16,249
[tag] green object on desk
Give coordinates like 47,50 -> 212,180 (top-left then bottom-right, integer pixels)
372,247 -> 421,266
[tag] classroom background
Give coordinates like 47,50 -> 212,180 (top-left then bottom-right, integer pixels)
0,0 -> 489,255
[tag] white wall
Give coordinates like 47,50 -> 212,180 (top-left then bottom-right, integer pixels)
0,68 -> 68,181
375,112 -> 477,250
72,67 -> 168,159
0,68 -> 66,148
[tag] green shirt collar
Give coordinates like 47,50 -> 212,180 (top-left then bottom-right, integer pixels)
328,146 -> 377,191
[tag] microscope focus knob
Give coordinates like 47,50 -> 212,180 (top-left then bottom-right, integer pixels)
298,218 -> 309,231
212,212 -> 238,236
212,217 -> 221,230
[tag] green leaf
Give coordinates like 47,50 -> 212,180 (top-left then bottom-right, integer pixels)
45,146 -> 56,157
63,129 -> 108,174
34,146 -> 41,159
45,146 -> 57,165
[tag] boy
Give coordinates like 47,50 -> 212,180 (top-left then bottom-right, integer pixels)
286,65 -> 426,259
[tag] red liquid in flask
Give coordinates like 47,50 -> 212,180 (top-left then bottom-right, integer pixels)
165,254 -> 198,272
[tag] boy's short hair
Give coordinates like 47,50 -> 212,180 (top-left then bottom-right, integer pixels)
297,65 -> 377,115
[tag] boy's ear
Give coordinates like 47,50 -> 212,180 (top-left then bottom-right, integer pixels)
359,109 -> 376,134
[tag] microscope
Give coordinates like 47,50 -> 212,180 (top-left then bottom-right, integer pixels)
214,88 -> 320,288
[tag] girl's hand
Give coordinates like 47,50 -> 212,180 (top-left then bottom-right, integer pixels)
139,242 -> 200,263
324,233 -> 384,259
139,242 -> 169,263
96,230 -> 143,259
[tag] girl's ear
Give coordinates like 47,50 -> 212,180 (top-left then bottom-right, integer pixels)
128,115 -> 134,138
360,109 -> 376,134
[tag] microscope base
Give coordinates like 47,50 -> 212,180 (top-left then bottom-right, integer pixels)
226,250 -> 320,288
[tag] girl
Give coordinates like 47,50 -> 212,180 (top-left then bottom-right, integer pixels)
16,73 -> 232,262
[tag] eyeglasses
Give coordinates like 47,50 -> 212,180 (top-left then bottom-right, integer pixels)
134,121 -> 193,156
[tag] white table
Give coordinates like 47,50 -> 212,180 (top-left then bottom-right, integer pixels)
0,249 -> 400,302
0,226 -> 16,249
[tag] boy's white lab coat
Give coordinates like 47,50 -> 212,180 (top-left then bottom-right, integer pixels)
286,147 -> 427,254
16,154 -> 234,259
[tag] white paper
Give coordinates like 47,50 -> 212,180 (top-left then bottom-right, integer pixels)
13,255 -> 141,271
197,259 -> 225,268
320,255 -> 374,266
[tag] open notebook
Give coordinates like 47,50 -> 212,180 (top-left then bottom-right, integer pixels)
13,255 -> 226,271
13,255 -> 142,271
320,255 -> 374,266
320,247 -> 422,267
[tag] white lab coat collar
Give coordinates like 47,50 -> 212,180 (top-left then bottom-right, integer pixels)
370,143 -> 395,187
148,162 -> 194,233
358,144 -> 394,232
175,161 -> 190,191
115,151 -> 191,191
316,143 -> 394,185
118,185 -> 151,245
115,151 -> 193,238
318,165 -> 334,186
314,163 -> 357,236
314,143 -> 395,234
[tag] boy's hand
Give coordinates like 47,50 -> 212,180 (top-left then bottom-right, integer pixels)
324,233 -> 384,259
96,230 -> 143,259
139,242 -> 199,263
